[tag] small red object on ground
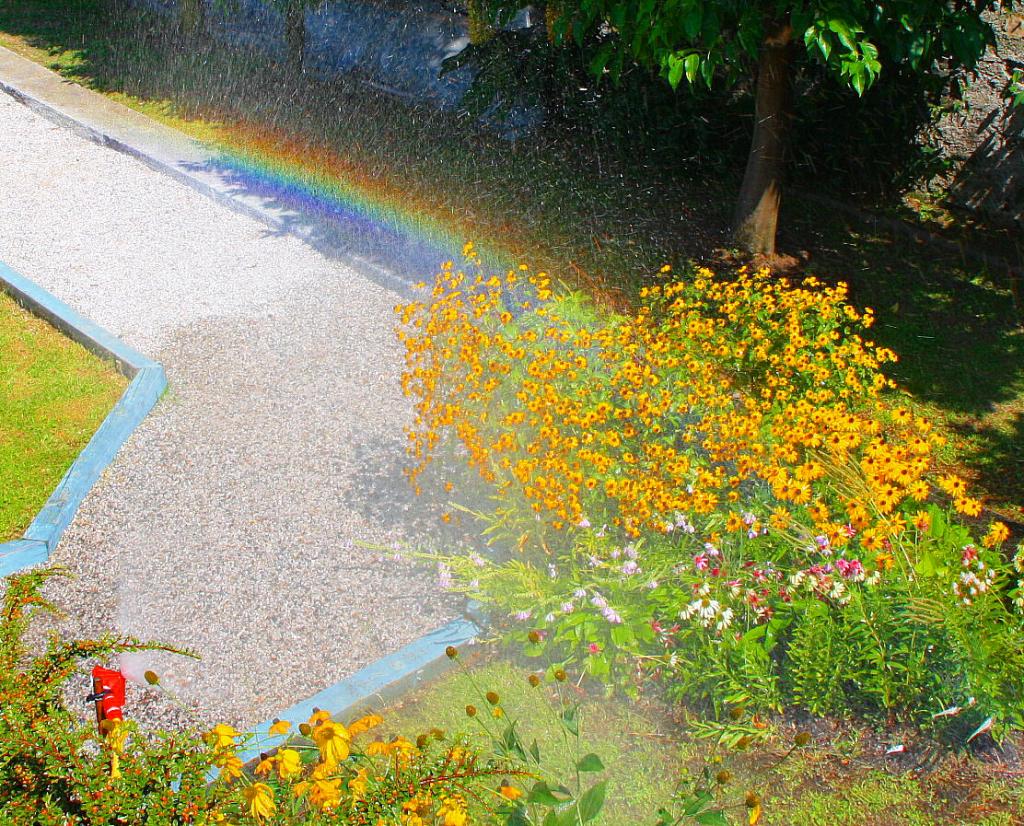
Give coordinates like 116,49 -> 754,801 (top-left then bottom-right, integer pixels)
91,665 -> 126,732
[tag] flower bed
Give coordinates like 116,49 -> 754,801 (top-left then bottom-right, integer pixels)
396,252 -> 1024,736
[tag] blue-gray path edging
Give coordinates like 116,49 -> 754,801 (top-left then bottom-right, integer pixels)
0,261 -> 167,577
225,616 -> 480,773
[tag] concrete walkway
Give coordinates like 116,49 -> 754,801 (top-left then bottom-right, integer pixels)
0,77 -> 459,729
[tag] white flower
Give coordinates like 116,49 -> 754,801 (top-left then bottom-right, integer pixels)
698,598 -> 720,621
715,607 -> 734,632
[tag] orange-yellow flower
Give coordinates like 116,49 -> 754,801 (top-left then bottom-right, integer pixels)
312,720 -> 351,766
243,783 -> 276,822
269,719 -> 291,737
276,748 -> 302,780
308,777 -> 343,811
348,713 -> 384,737
207,723 -> 240,751
983,521 -> 1010,548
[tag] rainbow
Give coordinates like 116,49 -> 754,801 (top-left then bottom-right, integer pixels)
202,122 -> 518,286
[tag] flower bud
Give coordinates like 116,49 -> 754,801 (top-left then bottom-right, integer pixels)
745,792 -> 761,809
554,668 -> 567,682
144,670 -> 160,686
445,646 -> 459,660
527,631 -> 541,644
715,770 -> 732,785
486,691 -> 500,705
528,674 -> 541,688
795,731 -> 811,747
466,705 -> 477,717
299,723 -> 311,737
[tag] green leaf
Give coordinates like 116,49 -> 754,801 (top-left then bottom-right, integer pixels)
610,624 -> 635,646
667,54 -> 684,88
828,18 -> 858,52
561,706 -> 579,737
695,812 -> 731,826
684,52 -> 700,85
577,780 -> 607,823
528,781 -> 564,807
684,791 -> 713,816
577,752 -> 605,772
589,42 -> 615,77
507,806 -> 530,826
529,739 -> 541,763
817,31 -> 832,61
682,7 -> 702,39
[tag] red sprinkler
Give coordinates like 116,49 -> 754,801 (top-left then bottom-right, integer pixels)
88,665 -> 126,734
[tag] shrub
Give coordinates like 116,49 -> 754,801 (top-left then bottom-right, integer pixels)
396,252 -> 1024,736
0,568 -> 647,825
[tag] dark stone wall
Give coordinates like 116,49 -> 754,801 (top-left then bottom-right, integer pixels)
936,10 -> 1024,228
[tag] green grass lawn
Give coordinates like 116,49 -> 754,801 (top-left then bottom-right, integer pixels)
0,291 -> 126,541
379,656 -> 1024,825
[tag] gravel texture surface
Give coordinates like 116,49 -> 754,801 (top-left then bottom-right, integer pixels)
0,94 -> 462,730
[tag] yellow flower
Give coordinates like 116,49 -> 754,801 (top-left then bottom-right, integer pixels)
954,496 -> 983,517
276,748 -> 303,780
349,767 -> 370,803
312,720 -> 351,766
983,521 -> 1010,548
243,783 -> 276,823
352,712 -> 385,736
307,709 -> 332,726
499,785 -> 523,801
308,778 -> 343,811
269,719 -> 291,737
437,795 -> 469,826
218,755 -> 244,782
207,723 -> 240,751
874,551 -> 895,572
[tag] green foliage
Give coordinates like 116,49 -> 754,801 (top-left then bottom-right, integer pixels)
1007,68 -> 1024,109
520,0 -> 1004,96
0,568 -> 219,825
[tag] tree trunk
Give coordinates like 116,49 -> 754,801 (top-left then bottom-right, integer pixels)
733,22 -> 793,257
178,0 -> 204,36
285,0 -> 306,77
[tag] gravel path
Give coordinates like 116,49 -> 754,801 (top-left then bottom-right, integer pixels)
0,94 -> 461,729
